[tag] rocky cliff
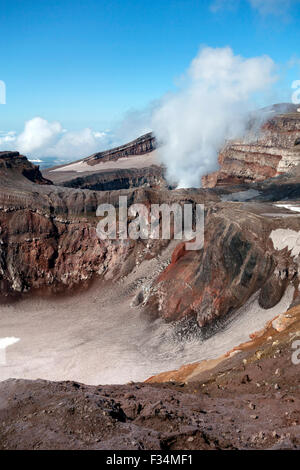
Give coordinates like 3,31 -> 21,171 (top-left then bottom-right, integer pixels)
54,166 -> 165,191
0,152 -> 140,296
0,151 -> 52,185
144,197 -> 300,328
42,133 -> 162,192
0,151 -> 212,297
85,132 -> 156,165
202,107 -> 300,188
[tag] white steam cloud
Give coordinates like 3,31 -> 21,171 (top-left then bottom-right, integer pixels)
152,47 -> 276,188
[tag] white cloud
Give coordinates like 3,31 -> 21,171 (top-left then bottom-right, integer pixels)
16,117 -> 63,154
210,0 -> 239,13
152,46 -> 276,188
45,127 -> 107,159
0,117 -> 113,162
210,0 -> 299,16
0,130 -> 17,145
288,56 -> 300,68
249,0 -> 293,16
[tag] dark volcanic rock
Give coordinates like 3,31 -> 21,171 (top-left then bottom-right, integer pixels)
59,166 -> 165,191
0,151 -> 52,185
258,274 -> 288,309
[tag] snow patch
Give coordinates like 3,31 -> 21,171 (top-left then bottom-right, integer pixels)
0,337 -> 20,349
270,228 -> 300,257
274,204 -> 300,213
221,189 -> 260,202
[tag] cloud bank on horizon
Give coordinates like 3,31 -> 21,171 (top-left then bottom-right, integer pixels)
0,117 -> 113,163
152,46 -> 277,188
0,112 -> 152,165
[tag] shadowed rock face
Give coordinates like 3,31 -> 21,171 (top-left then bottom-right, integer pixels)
59,166 -> 165,191
0,151 -> 52,185
202,109 -> 300,188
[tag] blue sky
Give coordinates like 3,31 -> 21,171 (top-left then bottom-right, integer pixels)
0,0 -> 300,160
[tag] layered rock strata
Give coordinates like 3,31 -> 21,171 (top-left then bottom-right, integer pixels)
85,132 -> 156,165
202,110 -> 300,188
0,152 -> 212,296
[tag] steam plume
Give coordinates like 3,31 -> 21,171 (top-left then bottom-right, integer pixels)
152,47 -> 276,188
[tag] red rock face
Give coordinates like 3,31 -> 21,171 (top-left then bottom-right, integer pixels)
0,209 -> 101,293
202,112 -> 300,188
0,153 -> 139,294
0,200 -> 161,295
145,202 -> 300,328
